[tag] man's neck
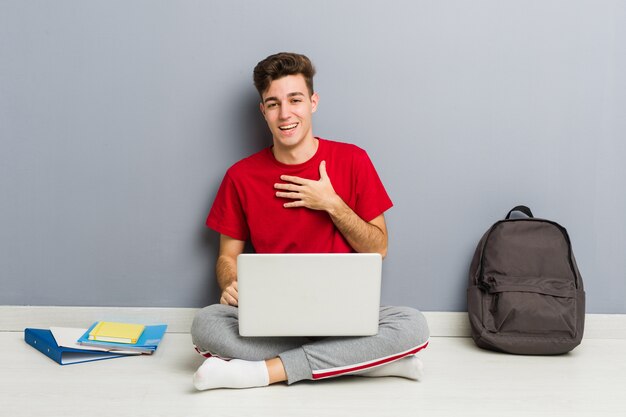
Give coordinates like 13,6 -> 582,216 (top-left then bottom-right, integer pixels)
272,136 -> 319,165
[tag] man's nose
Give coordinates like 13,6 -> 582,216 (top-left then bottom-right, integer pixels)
279,103 -> 290,119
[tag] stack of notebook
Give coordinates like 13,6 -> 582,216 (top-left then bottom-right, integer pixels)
77,321 -> 167,354
24,321 -> 168,365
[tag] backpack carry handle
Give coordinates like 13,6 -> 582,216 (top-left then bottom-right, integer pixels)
505,205 -> 534,219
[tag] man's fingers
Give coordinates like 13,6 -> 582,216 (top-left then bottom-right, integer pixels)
274,183 -> 301,191
280,175 -> 309,185
283,201 -> 305,208
220,282 -> 239,306
221,291 -> 238,307
225,286 -> 238,297
319,160 -> 328,179
276,191 -> 301,199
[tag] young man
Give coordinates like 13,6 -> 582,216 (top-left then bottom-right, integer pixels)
191,52 -> 429,390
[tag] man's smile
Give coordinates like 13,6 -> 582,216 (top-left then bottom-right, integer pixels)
278,123 -> 299,131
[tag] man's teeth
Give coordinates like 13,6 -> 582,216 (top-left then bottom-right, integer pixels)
279,123 -> 298,130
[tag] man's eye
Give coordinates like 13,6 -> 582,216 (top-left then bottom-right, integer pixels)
267,103 -> 277,108
291,99 -> 302,104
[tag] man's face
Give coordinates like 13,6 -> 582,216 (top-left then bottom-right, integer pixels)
260,74 -> 319,151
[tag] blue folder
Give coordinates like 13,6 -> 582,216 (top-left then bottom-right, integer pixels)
24,328 -> 126,365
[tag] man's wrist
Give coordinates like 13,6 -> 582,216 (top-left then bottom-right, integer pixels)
325,195 -> 348,218
220,278 -> 236,291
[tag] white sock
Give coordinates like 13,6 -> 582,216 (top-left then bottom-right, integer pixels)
358,356 -> 424,380
193,357 -> 270,391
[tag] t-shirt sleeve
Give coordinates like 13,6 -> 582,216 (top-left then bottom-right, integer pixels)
353,149 -> 393,222
205,172 -> 249,241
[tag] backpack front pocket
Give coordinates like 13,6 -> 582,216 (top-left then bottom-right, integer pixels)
481,276 -> 577,337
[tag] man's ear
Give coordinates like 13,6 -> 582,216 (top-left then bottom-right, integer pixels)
259,102 -> 266,118
311,92 -> 319,113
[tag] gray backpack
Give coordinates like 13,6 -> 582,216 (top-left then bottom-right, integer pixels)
467,206 -> 585,354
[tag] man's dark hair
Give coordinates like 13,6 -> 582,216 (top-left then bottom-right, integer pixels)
253,52 -> 316,98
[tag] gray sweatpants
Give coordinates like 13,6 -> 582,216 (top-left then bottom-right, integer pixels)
191,304 -> 430,384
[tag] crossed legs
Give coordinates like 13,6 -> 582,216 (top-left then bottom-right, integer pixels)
191,304 -> 430,390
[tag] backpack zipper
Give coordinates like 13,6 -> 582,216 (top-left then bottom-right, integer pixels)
479,276 -> 500,313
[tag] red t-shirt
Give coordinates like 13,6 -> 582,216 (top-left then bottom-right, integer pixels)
206,138 -> 393,253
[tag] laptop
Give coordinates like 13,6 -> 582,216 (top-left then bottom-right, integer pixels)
237,253 -> 382,337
